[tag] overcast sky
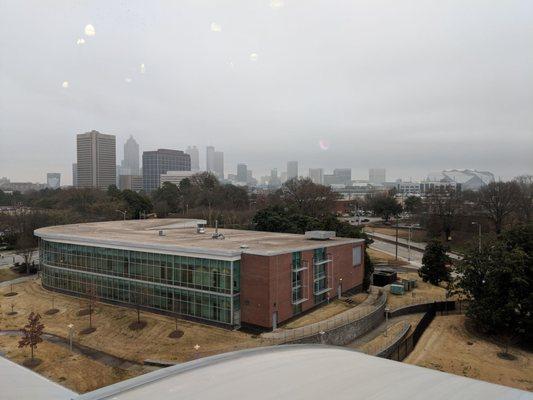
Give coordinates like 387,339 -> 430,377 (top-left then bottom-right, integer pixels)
1,0 -> 532,184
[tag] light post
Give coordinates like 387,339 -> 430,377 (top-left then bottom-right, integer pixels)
395,217 -> 399,261
384,307 -> 390,337
67,323 -> 74,352
472,222 -> 482,253
407,225 -> 412,261
116,209 -> 127,221
319,331 -> 325,345
194,344 -> 200,359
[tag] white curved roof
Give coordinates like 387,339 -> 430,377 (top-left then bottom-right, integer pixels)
76,345 -> 531,400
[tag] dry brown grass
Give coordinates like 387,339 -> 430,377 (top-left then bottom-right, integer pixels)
385,271 -> 448,310
0,268 -> 20,283
281,292 -> 369,329
367,248 -> 408,266
0,279 -> 267,365
370,227 -> 427,243
405,315 -> 533,391
0,334 -> 143,393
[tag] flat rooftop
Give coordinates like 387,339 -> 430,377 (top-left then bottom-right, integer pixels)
35,219 -> 363,258
76,346 -> 531,400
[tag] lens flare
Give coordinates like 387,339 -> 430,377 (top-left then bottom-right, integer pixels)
210,22 -> 221,32
84,24 -> 95,36
270,0 -> 284,9
140,63 -> 146,74
319,139 -> 330,150
76,38 -> 85,45
249,53 -> 258,62
125,78 -> 132,83
62,81 -> 69,88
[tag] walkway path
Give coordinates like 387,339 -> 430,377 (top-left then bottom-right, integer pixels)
0,274 -> 38,288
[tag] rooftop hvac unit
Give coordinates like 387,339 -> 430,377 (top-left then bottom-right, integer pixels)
304,231 -> 336,240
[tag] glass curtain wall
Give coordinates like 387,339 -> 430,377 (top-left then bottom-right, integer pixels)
40,240 -> 238,324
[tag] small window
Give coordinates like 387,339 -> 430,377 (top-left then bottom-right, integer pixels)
352,246 -> 362,266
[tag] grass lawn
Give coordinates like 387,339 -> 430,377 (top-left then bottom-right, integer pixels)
0,280 -> 266,366
405,315 -> 533,391
0,268 -> 20,283
0,334 -> 145,393
386,271 -> 449,310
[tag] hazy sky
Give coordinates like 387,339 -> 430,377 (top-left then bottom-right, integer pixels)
1,0 -> 532,184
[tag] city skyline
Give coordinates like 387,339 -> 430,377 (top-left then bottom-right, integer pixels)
1,1 -> 532,183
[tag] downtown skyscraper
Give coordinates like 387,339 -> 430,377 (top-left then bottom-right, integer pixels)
121,135 -> 140,175
76,130 -> 116,190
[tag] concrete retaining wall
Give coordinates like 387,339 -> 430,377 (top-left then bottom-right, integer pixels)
376,322 -> 411,358
286,294 -> 387,346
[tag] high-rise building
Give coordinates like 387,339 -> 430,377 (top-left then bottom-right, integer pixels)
287,161 -> 298,180
76,130 -> 116,190
237,163 -> 248,183
369,168 -> 386,184
142,149 -> 191,192
308,168 -> 324,185
206,146 -> 215,173
333,169 -> 352,186
160,171 -> 196,187
121,135 -> 140,176
72,163 -> 77,187
186,146 -> 200,172
119,175 -> 143,192
46,173 -> 61,189
214,151 -> 224,180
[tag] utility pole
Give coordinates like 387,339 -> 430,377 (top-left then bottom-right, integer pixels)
407,225 -> 412,261
395,217 -> 399,261
472,222 -> 482,253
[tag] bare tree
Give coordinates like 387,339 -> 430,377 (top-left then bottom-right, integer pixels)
478,181 -> 520,234
85,283 -> 98,330
424,189 -> 463,241
15,234 -> 37,274
513,175 -> 533,223
18,312 -> 45,363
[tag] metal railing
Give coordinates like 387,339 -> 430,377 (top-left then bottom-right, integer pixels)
264,288 -> 387,344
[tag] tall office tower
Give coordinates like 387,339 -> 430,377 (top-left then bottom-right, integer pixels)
186,146 -> 200,171
369,168 -> 386,184
237,163 -> 248,183
270,168 -> 278,180
142,149 -> 191,192
72,163 -> 77,187
309,168 -> 324,185
206,146 -> 215,173
76,130 -> 116,190
214,151 -> 224,180
47,173 -> 61,189
333,168 -> 352,186
287,161 -> 298,180
121,135 -> 140,175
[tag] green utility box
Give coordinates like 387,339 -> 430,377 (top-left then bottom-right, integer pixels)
390,284 -> 405,295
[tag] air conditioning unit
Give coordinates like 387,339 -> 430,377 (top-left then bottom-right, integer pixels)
304,231 -> 336,240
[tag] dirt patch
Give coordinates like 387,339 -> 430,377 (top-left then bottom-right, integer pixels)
3,292 -> 18,297
404,315 -> 533,391
168,330 -> 184,339
22,357 -> 43,368
79,327 -> 97,335
282,300 -> 351,329
77,308 -> 93,317
44,308 -> 60,315
128,321 -> 147,331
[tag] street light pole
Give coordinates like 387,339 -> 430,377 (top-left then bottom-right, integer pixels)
67,323 -> 74,352
407,225 -> 412,261
395,217 -> 399,261
116,209 -> 127,221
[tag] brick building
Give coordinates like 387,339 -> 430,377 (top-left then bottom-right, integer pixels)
35,219 -> 365,330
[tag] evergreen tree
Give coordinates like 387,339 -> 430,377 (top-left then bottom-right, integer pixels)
419,240 -> 451,285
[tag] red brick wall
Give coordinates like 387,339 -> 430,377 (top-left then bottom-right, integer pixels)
240,242 -> 365,329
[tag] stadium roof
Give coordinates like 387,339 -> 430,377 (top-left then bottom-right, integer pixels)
35,219 -> 362,259
0,355 -> 76,400
76,346 -> 531,400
